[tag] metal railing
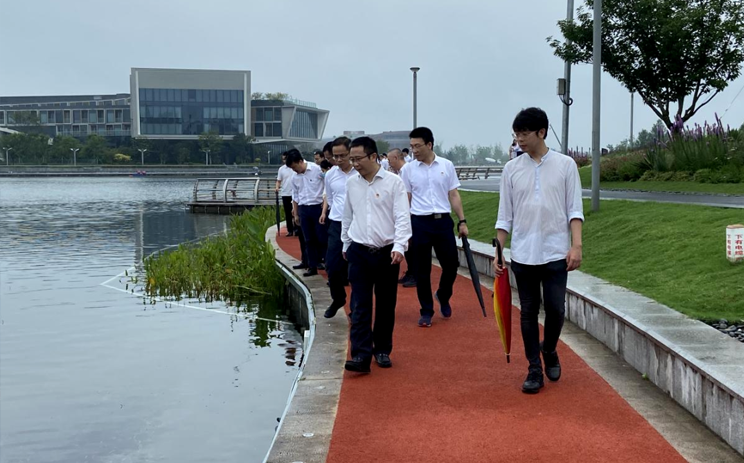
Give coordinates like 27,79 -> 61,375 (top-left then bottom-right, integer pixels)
454,166 -> 503,180
191,177 -> 276,205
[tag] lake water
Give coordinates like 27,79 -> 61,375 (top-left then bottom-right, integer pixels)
0,177 -> 302,463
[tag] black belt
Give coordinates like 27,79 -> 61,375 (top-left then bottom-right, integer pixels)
353,242 -> 393,254
413,213 -> 448,219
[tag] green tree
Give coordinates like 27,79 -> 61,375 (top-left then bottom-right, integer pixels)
50,136 -> 81,164
263,92 -> 290,101
81,135 -> 111,164
375,139 -> 390,153
198,131 -> 223,164
251,92 -> 264,100
549,0 -> 744,128
445,145 -> 470,165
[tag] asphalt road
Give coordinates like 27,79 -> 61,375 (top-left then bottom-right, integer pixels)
459,177 -> 744,209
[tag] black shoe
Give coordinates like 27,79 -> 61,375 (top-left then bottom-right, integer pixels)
285,231 -> 294,237
344,356 -> 371,373
324,303 -> 345,319
303,268 -> 318,277
374,353 -> 392,368
541,342 -> 561,382
293,263 -> 308,270
418,314 -> 432,327
317,263 -> 325,270
435,291 -> 452,318
522,370 -> 544,394
401,275 -> 417,288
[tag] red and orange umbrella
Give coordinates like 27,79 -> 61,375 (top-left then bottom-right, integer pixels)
493,240 -> 512,363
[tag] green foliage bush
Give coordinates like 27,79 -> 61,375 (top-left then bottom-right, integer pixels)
600,152 -> 647,181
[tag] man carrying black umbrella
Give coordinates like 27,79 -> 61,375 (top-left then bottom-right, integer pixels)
494,107 -> 584,394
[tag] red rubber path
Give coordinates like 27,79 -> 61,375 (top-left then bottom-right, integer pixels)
277,232 -> 686,463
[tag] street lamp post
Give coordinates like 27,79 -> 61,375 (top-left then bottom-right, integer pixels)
70,148 -> 80,166
202,149 -> 210,166
138,148 -> 147,166
3,147 -> 12,166
561,0 -> 575,155
591,0 -> 602,212
410,67 -> 420,129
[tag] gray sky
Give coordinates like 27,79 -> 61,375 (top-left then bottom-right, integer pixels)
2,0 -> 743,152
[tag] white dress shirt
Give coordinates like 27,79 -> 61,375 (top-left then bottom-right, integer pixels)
291,162 -> 325,206
404,154 -> 413,163
341,168 -> 412,255
277,165 -> 295,197
380,159 -> 390,171
495,149 -> 584,265
324,165 -> 356,222
400,154 -> 460,215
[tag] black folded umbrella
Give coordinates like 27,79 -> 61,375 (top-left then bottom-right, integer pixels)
275,191 -> 281,236
462,236 -> 486,317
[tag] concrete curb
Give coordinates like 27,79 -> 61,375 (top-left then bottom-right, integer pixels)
264,226 -> 348,463
458,238 -> 744,456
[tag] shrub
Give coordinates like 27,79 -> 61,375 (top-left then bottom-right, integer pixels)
600,152 -> 647,182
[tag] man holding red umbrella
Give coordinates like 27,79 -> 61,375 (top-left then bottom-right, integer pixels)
494,107 -> 584,394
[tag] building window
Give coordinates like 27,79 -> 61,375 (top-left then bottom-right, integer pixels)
1,111 -> 6,124
254,123 -> 263,137
64,110 -> 71,124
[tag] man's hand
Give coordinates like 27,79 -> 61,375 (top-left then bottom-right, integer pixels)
458,222 -> 469,238
493,249 -> 505,277
293,214 -> 300,226
391,251 -> 404,265
319,212 -> 326,225
342,252 -> 347,261
566,245 -> 582,271
275,186 -> 280,192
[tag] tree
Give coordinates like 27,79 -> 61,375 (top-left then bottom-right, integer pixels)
375,139 -> 390,153
198,131 -> 223,164
251,92 -> 264,100
263,92 -> 290,101
50,136 -> 81,164
549,0 -> 744,129
81,135 -> 111,164
444,145 -> 470,165
230,133 -> 251,164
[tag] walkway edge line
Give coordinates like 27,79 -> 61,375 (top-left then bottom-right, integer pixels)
456,237 -> 744,456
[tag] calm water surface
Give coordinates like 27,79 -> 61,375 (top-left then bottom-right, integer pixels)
0,177 -> 301,463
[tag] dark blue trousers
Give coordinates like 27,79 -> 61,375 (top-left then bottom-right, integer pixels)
411,214 -> 459,317
298,204 -> 326,269
325,220 -> 348,308
347,242 -> 399,360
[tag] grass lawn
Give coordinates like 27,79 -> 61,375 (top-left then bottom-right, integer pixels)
578,166 -> 744,196
459,191 -> 744,323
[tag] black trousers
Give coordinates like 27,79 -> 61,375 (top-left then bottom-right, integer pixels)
325,220 -> 348,308
281,196 -> 295,235
347,242 -> 399,360
411,214 -> 459,316
298,204 -> 327,269
510,259 -> 568,372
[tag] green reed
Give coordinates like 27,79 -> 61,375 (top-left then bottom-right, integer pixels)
142,207 -> 284,307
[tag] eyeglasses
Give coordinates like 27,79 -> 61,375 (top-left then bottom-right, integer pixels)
512,131 -> 537,139
348,156 -> 370,164
410,143 -> 427,150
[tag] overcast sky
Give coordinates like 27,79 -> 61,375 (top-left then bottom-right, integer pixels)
1,0 -> 743,152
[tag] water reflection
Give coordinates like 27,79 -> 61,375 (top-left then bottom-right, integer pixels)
0,178 -> 301,463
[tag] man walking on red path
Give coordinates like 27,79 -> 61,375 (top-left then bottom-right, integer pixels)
320,137 -> 356,318
494,107 -> 584,394
288,149 -> 327,277
387,149 -> 416,288
341,137 -> 411,373
401,127 -> 468,327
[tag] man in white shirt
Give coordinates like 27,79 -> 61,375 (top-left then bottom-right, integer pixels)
494,107 -> 584,394
387,149 -> 416,288
276,152 -> 298,237
287,149 -> 327,277
401,127 -> 468,328
320,137 -> 356,318
402,148 -> 413,163
341,137 -> 411,373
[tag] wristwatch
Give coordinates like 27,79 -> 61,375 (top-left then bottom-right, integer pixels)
458,219 -> 467,226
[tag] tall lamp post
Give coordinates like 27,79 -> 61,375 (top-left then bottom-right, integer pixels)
410,67 -> 420,129
138,148 -> 147,166
3,147 -> 12,166
560,0 -> 575,155
591,0 -> 602,212
70,148 -> 79,166
202,149 -> 210,166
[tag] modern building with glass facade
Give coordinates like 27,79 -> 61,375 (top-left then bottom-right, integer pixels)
0,67 -> 329,146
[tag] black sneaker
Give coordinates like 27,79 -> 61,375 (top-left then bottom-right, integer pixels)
435,291 -> 452,318
402,276 -> 417,288
345,356 -> 371,373
418,314 -> 432,327
292,263 -> 308,270
374,353 -> 392,368
522,369 -> 544,394
317,263 -> 325,270
303,268 -> 318,277
541,342 -> 561,382
324,303 -> 345,319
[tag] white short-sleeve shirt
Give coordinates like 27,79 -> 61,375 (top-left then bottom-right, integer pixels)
277,165 -> 295,197
291,162 -> 325,206
324,165 -> 357,222
400,154 -> 460,215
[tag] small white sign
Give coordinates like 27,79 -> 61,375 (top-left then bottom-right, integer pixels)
726,224 -> 744,263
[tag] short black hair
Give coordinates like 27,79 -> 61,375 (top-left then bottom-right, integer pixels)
512,107 -> 549,139
322,142 -> 333,155
402,148 -> 409,154
350,136 -> 378,157
332,136 -> 351,151
409,127 -> 434,146
285,149 -> 304,166
320,159 -> 333,170
313,149 -> 322,156
281,150 -> 288,158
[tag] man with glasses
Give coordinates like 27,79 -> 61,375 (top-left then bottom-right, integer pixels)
342,137 -> 411,373
494,107 -> 584,394
287,149 -> 327,277
320,137 -> 356,318
401,127 -> 467,327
